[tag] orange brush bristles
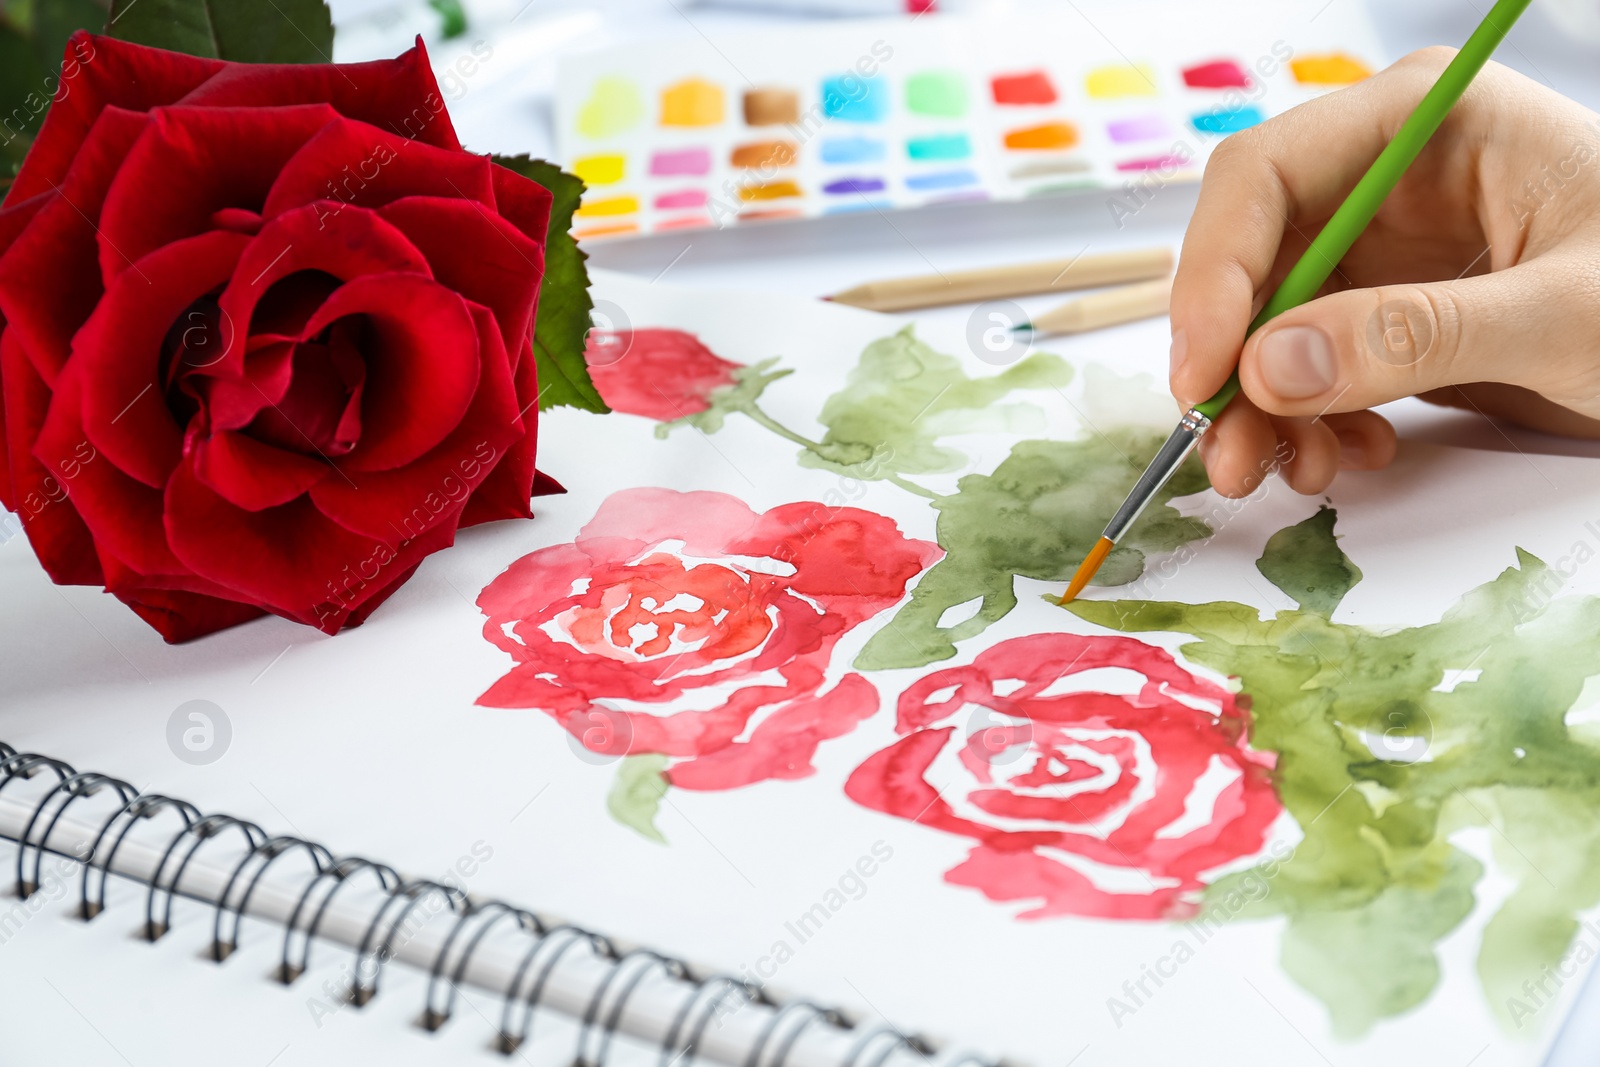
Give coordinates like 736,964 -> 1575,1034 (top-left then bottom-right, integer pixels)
1059,537 -> 1114,604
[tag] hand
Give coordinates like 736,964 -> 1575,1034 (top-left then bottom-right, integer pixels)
1170,47 -> 1600,498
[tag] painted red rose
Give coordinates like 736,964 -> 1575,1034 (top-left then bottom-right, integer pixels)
476,487 -> 940,789
583,328 -> 739,422
846,634 -> 1280,920
0,34 -> 561,641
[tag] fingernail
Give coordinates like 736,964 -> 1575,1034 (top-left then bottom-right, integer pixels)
1336,430 -> 1367,469
1259,325 -> 1336,399
1169,329 -> 1189,381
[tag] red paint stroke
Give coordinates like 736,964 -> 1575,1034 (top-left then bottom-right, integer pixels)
1182,59 -> 1252,90
477,488 -> 941,790
845,633 -> 1280,920
582,328 -> 739,422
991,71 -> 1058,105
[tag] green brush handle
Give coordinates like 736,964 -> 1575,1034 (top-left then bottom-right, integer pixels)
1191,0 -> 1533,423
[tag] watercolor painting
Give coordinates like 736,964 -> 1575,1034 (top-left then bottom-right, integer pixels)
470,283 -> 1600,1049
553,6 -> 1383,237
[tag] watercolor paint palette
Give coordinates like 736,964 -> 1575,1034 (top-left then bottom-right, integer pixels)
554,0 -> 1386,239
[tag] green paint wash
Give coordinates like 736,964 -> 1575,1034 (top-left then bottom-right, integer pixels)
1066,510 -> 1600,1036
904,70 -> 969,117
1257,505 -> 1362,616
577,75 -> 646,139
855,431 -> 1212,670
797,325 -> 1074,490
607,754 -> 670,843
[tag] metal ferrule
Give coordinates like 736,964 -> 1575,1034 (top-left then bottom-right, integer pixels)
1101,408 -> 1212,544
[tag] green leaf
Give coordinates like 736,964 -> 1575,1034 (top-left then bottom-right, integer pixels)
799,325 -> 1074,482
31,0 -> 109,68
426,0 -> 465,39
1256,505 -> 1362,616
606,754 -> 669,843
106,0 -> 332,63
659,358 -> 792,438
855,432 -> 1212,670
491,155 -> 606,414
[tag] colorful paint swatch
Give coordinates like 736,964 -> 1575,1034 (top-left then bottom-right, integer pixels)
576,76 -> 645,139
820,137 -> 885,164
576,195 -> 639,218
905,169 -> 978,191
744,87 -> 800,126
1290,53 -> 1373,85
1106,114 -> 1171,143
1003,122 -> 1078,150
906,133 -> 971,161
905,70 -> 968,117
1008,158 -> 1091,180
1182,59 -> 1252,89
572,154 -> 626,185
1116,154 -> 1190,172
654,189 -> 708,210
1190,105 -> 1263,134
731,140 -> 798,168
650,147 -> 712,176
738,208 -> 804,221
574,222 -> 639,239
823,177 -> 886,195
738,180 -> 803,202
657,215 -> 711,231
990,71 -> 1057,105
661,77 -> 724,127
1086,64 -> 1158,99
821,74 -> 888,122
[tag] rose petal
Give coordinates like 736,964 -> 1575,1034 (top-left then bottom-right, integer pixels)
945,844 -> 1187,921
7,33 -> 223,206
97,103 -> 340,282
379,196 -> 544,356
298,272 -> 480,472
114,586 -> 268,643
490,160 -> 555,249
261,116 -> 492,222
461,338 -> 537,525
72,229 -> 248,487
309,302 -> 517,540
667,674 -> 880,790
164,455 -> 448,623
175,37 -> 461,151
190,428 -> 329,511
3,331 -> 101,584
0,107 -> 148,382
213,203 -> 431,378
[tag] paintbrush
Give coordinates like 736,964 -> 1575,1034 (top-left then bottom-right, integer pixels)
1060,0 -> 1534,604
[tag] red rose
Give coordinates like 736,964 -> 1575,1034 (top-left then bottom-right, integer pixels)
476,487 -> 940,790
846,634 -> 1280,920
583,328 -> 739,422
0,34 -> 560,641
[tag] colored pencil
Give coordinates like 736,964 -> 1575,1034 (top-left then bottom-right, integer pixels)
826,247 -> 1173,312
1014,277 -> 1172,336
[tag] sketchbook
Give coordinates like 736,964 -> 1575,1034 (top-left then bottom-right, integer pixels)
4,270 -> 1600,1067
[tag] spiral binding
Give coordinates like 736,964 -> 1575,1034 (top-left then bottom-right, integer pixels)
0,745 -> 986,1067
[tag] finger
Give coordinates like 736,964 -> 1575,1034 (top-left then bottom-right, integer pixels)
1322,409 -> 1399,470
1269,416 -> 1341,495
1169,47 -> 1480,409
1237,257 -> 1595,417
1197,397 -> 1280,498
1420,384 -> 1600,438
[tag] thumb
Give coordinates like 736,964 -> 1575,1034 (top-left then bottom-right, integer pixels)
1235,261 -> 1569,417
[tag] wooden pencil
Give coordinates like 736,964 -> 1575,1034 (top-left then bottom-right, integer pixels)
825,247 -> 1174,312
1017,277 -> 1172,336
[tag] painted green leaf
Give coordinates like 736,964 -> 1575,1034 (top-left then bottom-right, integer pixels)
855,431 -> 1211,670
492,155 -> 606,414
607,754 -> 669,844
659,359 -> 792,438
1065,518 -> 1600,1036
106,0 -> 333,63
1257,504 -> 1362,616
798,325 -> 1074,482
